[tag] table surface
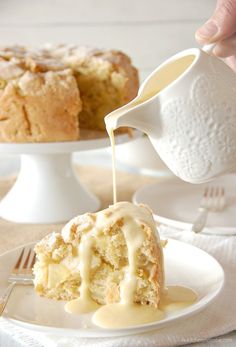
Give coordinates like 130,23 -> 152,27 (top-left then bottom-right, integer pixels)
0,149 -> 235,347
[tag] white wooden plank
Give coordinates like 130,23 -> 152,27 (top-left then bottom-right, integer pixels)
0,0 -> 215,24
0,22 -> 201,71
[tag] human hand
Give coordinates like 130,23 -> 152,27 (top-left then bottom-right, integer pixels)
195,0 -> 236,71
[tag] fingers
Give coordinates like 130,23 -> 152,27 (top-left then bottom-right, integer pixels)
195,0 -> 236,72
213,33 -> 236,57
196,0 -> 236,44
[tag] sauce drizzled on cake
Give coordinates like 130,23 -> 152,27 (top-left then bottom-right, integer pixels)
64,202 -> 161,314
61,202 -> 197,329
34,197 -> 197,329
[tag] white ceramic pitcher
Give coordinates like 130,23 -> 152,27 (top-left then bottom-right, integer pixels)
105,47 -> 236,183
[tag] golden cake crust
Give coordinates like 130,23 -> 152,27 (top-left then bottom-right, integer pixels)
0,52 -> 82,142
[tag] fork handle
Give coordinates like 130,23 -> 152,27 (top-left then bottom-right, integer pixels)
192,208 -> 208,233
0,281 -> 16,316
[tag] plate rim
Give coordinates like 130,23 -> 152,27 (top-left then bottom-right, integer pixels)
0,239 -> 225,337
0,131 -> 141,154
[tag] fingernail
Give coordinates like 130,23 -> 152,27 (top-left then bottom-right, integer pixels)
196,21 -> 219,40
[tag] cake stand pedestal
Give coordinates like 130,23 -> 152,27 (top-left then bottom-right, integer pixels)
0,132 -> 138,224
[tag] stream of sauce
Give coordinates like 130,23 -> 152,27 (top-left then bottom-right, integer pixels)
108,128 -> 117,204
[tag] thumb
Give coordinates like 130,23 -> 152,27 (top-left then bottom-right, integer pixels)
196,0 -> 236,44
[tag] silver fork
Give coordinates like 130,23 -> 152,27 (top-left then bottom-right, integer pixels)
192,186 -> 226,233
0,247 -> 35,316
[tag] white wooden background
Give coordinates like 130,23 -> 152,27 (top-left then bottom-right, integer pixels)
0,0 -> 216,80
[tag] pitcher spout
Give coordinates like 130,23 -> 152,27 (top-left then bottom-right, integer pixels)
105,97 -> 159,137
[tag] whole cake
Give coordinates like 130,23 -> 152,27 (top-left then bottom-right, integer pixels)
33,202 -> 164,308
0,45 -> 139,142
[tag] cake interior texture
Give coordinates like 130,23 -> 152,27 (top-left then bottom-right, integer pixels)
33,202 -> 164,308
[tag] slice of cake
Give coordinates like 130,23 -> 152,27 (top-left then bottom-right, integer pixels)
33,202 -> 164,309
44,45 -> 139,131
0,48 -> 82,142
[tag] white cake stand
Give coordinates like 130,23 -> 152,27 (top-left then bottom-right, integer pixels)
0,131 -> 138,224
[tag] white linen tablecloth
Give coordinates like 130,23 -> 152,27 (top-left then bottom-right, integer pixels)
1,225 -> 236,347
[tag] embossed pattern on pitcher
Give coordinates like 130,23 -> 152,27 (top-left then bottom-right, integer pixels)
153,59 -> 236,182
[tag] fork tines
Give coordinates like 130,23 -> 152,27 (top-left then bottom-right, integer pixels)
201,186 -> 226,212
12,247 -> 36,275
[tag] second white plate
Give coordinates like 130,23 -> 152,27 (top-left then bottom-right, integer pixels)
133,174 -> 236,235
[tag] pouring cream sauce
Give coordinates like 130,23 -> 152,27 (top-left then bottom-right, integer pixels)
65,55 -> 198,328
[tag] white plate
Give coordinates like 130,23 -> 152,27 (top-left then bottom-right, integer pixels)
1,240 -> 224,337
133,174 -> 236,235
